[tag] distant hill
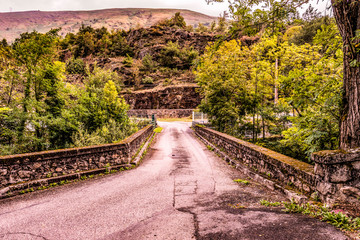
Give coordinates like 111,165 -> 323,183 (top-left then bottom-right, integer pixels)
0,8 -> 217,41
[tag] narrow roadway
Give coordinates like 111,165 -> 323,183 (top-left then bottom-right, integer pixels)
0,122 -> 348,240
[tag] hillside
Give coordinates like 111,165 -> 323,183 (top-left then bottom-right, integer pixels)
0,8 -> 216,41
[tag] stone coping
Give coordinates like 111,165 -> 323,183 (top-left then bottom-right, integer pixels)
312,149 -> 360,165
0,125 -> 153,164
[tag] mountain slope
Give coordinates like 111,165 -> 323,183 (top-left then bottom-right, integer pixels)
0,8 -> 216,41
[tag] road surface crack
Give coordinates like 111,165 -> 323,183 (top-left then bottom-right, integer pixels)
0,232 -> 49,240
176,207 -> 200,240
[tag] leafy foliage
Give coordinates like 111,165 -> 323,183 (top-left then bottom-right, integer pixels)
0,30 -> 141,155
195,19 -> 343,162
158,41 -> 199,69
60,25 -> 133,59
157,12 -> 187,28
66,58 -> 86,75
196,40 -> 255,134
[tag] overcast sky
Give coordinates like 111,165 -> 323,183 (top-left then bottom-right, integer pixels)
1,0 -> 330,17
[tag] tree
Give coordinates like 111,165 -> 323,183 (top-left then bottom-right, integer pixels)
12,31 -> 59,143
158,12 -> 187,28
195,40 -> 255,134
280,26 -> 343,160
331,1 -> 360,149
170,12 -> 186,28
207,0 -> 360,150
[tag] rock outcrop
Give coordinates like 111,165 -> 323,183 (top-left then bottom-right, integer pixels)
123,85 -> 201,109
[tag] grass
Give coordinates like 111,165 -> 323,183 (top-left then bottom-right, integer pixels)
260,199 -> 282,207
139,131 -> 157,162
206,145 -> 215,151
259,199 -> 360,233
154,127 -> 163,133
233,179 -> 250,185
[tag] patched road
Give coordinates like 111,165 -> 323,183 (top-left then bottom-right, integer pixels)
0,122 -> 348,240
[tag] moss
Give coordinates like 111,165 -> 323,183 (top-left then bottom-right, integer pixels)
313,149 -> 348,156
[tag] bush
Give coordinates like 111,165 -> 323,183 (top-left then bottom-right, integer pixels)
66,58 -> 86,75
142,76 -> 154,84
123,55 -> 133,68
158,41 -> 199,69
163,78 -> 172,86
141,54 -> 157,72
157,12 -> 186,28
110,31 -> 134,57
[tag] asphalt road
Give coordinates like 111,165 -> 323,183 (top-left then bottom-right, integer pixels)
0,122 -> 349,240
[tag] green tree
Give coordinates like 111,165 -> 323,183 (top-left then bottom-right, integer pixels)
207,0 -> 360,151
196,40 -> 255,133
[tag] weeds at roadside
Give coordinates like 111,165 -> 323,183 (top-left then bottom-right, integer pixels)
259,199 -> 360,232
260,199 -> 282,207
233,179 -> 250,185
207,145 -> 214,151
228,203 -> 246,209
154,127 -> 163,133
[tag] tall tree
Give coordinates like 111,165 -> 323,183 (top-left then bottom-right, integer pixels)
331,1 -> 360,149
208,0 -> 360,150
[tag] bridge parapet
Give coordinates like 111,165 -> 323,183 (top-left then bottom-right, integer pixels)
195,125 -> 360,209
194,125 -> 316,194
312,150 -> 360,207
0,125 -> 154,197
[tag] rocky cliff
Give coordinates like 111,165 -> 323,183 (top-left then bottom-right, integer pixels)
123,85 -> 201,109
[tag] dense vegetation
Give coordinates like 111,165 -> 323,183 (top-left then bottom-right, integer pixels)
0,13 -> 227,155
0,29 -> 140,155
0,7 -> 352,164
195,6 -> 343,162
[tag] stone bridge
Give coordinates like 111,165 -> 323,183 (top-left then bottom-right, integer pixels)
0,122 -> 355,239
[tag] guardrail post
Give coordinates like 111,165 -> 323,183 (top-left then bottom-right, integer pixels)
152,114 -> 157,127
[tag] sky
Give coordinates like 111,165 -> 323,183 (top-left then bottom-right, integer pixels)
1,0 -> 330,17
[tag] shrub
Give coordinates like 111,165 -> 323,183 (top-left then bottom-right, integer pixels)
123,55 -> 133,68
163,78 -> 172,86
157,12 -> 186,29
141,54 -> 157,72
142,76 -> 154,84
158,41 -> 199,69
66,58 -> 86,75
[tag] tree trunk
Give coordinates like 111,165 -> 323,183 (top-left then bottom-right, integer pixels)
332,0 -> 360,149
274,58 -> 279,104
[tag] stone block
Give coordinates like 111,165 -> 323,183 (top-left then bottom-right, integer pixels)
8,175 -> 19,184
352,161 -> 360,170
18,170 -> 31,179
32,162 -> 42,169
328,164 -> 352,183
0,187 -> 10,196
314,164 -> 325,178
316,181 -> 334,195
302,184 -> 310,193
340,186 -> 360,199
0,168 -> 7,176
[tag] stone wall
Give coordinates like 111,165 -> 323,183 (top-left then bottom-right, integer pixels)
128,109 -> 193,118
123,85 -> 201,110
195,125 -> 360,209
312,150 -> 360,206
0,125 -> 153,191
194,125 -> 316,195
